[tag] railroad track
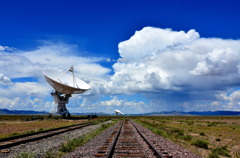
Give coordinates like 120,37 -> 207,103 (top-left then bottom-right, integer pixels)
95,119 -> 172,158
0,122 -> 93,150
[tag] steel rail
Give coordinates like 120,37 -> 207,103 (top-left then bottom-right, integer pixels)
106,120 -> 124,158
0,122 -> 91,143
96,119 -> 172,158
130,119 -> 172,158
0,122 -> 93,149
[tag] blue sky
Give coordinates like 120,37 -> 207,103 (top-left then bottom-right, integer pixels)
1,0 -> 240,114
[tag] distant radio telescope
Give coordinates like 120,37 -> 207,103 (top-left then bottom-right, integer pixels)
43,66 -> 90,118
115,109 -> 124,116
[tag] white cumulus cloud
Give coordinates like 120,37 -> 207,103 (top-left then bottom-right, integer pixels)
0,42 -> 111,111
109,27 -> 240,95
189,48 -> 240,76
228,91 -> 240,101
2,26 -> 240,112
0,45 -> 15,51
0,73 -> 13,86
93,26 -> 240,112
118,27 -> 199,60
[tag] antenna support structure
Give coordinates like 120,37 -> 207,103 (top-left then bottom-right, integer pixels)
51,91 -> 71,118
43,66 -> 90,118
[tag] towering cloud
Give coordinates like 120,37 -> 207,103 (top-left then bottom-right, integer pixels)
111,27 -> 240,93
1,27 -> 240,113
100,27 -> 240,111
118,27 -> 199,60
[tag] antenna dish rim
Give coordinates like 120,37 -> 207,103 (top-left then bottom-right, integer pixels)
43,69 -> 90,95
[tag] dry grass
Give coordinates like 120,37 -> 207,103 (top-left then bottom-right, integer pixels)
0,115 -> 88,139
1,115 -> 239,157
133,116 -> 240,158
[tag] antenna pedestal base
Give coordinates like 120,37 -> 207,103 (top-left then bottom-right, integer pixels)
51,91 -> 71,118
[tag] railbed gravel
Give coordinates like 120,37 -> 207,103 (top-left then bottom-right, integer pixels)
0,120 -> 113,158
65,120 -> 202,158
1,120 -> 202,158
63,120 -> 119,158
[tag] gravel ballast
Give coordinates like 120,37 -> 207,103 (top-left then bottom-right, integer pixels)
63,121 -> 119,157
65,120 -> 201,158
0,120 -> 113,158
0,119 -> 202,158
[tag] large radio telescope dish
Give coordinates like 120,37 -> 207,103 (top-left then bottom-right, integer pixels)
43,66 -> 90,118
43,68 -> 90,95
115,109 -> 124,116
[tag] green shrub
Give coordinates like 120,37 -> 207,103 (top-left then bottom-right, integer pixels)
9,132 -> 19,137
208,122 -> 217,127
26,130 -> 35,134
171,128 -> 181,133
199,132 -> 206,136
59,137 -> 84,152
16,152 -> 35,158
171,128 -> 184,136
181,135 -> 192,141
137,120 -> 170,138
45,149 -> 55,158
186,121 -> 194,125
191,139 -> 209,149
101,123 -> 108,129
215,138 -> 220,141
208,152 -> 219,158
152,128 -> 169,138
59,122 -> 114,153
38,128 -> 45,132
212,146 -> 230,157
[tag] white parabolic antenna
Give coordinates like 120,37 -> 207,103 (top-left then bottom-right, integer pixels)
115,109 -> 124,116
43,70 -> 90,95
43,66 -> 90,117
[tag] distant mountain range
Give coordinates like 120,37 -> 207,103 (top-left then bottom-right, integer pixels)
0,109 -> 110,116
0,108 -> 240,116
139,110 -> 240,116
0,109 -> 48,115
